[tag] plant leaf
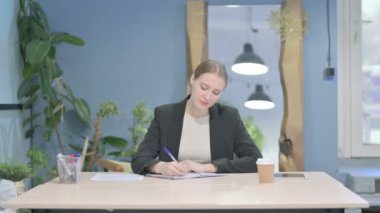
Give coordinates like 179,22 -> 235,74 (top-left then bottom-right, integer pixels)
60,80 -> 74,99
22,95 -> 38,109
26,40 -> 50,65
73,98 -> 91,124
17,77 -> 39,99
52,33 -> 85,46
25,125 -> 38,138
98,143 -> 106,156
107,151 -> 124,157
30,1 -> 50,31
68,144 -> 83,153
30,16 -> 47,39
44,103 -> 63,130
43,127 -> 52,141
101,136 -> 128,150
39,68 -> 58,105
23,63 -> 41,79
22,112 -> 41,127
52,102 -> 65,115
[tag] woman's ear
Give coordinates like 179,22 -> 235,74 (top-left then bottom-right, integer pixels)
189,73 -> 195,86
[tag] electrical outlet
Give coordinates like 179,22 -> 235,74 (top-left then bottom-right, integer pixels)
324,67 -> 335,80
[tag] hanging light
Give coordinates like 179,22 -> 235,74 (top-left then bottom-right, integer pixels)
231,43 -> 268,75
231,6 -> 268,75
244,84 -> 275,110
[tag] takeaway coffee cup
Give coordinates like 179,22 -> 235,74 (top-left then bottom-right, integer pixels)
256,158 -> 274,183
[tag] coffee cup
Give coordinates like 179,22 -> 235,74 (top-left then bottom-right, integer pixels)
256,158 -> 274,183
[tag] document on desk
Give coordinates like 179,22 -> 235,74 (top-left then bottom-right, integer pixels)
91,173 -> 144,181
146,172 -> 223,180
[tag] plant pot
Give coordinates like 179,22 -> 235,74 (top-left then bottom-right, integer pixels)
14,180 -> 24,195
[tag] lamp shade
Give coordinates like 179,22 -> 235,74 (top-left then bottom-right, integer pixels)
244,84 -> 275,110
231,43 -> 268,75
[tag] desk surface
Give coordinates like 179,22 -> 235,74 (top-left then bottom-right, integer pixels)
5,172 -> 369,210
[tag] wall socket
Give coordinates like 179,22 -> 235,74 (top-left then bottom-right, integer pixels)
324,67 -> 335,80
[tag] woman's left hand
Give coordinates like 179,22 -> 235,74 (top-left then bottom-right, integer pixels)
179,160 -> 217,173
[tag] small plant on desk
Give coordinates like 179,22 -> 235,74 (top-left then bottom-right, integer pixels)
0,162 -> 33,195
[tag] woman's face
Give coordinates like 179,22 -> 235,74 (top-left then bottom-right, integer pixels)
190,73 -> 226,110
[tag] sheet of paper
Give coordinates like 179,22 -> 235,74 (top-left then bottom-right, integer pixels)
146,172 -> 223,180
91,173 -> 144,181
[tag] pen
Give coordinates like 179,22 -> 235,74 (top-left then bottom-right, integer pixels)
57,153 -> 73,176
163,147 -> 178,163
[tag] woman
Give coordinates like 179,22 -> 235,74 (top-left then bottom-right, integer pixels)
132,60 -> 262,175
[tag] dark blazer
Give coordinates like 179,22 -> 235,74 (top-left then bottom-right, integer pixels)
131,96 -> 262,174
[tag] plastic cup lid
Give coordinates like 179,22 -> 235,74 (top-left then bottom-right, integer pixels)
256,158 -> 274,165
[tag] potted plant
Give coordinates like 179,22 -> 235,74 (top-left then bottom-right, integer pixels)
17,0 -> 91,151
82,101 -> 152,172
17,0 -> 91,184
0,162 -> 33,195
101,101 -> 153,160
68,101 -> 128,171
85,101 -> 126,171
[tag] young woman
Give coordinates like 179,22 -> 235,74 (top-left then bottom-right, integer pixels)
132,60 -> 262,175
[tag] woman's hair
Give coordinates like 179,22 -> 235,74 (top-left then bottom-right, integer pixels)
193,60 -> 228,87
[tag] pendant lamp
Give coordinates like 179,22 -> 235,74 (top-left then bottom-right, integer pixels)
244,84 -> 275,110
231,43 -> 268,75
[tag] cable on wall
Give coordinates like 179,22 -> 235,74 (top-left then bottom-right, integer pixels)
324,0 -> 335,80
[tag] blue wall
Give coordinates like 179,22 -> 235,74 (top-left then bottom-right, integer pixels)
303,0 -> 339,178
36,0 -> 339,178
37,0 -> 188,138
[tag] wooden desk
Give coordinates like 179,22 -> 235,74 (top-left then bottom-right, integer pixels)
5,172 -> 368,211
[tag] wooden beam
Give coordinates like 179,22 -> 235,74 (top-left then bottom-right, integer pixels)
279,0 -> 304,171
186,0 -> 208,91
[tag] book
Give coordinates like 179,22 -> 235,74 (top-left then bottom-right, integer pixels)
146,172 -> 223,180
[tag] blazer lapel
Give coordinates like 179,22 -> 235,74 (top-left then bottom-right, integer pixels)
209,104 -> 221,161
167,97 -> 187,159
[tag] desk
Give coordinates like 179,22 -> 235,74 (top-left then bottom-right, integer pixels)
5,172 -> 368,212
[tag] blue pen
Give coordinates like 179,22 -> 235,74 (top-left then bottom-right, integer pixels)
163,147 -> 178,163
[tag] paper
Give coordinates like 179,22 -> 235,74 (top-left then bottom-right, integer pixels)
146,172 -> 223,180
91,173 -> 144,181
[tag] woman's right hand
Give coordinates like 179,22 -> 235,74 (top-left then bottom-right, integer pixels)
149,162 -> 187,176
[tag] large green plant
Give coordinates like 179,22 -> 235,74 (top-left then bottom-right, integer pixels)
17,0 -> 91,155
243,116 -> 265,151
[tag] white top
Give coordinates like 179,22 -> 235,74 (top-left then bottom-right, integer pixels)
178,113 -> 211,163
4,172 -> 369,210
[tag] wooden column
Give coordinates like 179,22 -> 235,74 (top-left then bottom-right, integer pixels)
186,1 -> 208,91
278,0 -> 304,171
